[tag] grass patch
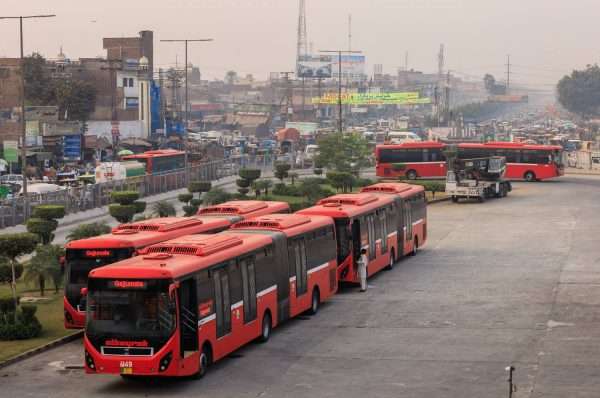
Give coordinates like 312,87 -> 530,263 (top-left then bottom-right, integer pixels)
0,280 -> 77,364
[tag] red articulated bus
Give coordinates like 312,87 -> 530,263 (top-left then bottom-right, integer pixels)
83,214 -> 337,378
375,141 -> 564,181
121,149 -> 186,175
360,182 -> 427,258
297,193 -> 402,284
64,201 -> 290,329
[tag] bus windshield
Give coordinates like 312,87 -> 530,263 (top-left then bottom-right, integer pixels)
86,279 -> 176,339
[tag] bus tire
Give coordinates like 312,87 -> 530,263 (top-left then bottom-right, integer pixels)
194,344 -> 212,379
406,170 -> 418,180
410,238 -> 418,256
385,249 -> 396,270
308,288 -> 320,315
524,171 -> 536,182
258,311 -> 272,343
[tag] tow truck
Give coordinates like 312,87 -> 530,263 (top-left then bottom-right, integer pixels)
445,156 -> 512,203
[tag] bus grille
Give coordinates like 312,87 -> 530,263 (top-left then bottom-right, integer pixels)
100,346 -> 154,356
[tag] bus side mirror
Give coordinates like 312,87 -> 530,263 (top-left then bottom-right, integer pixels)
80,287 -> 88,297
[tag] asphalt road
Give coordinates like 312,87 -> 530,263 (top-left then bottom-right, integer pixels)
2,175 -> 600,398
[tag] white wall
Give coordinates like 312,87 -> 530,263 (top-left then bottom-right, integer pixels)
86,120 -> 145,140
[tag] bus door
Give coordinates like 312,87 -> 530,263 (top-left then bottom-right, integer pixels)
378,208 -> 388,254
273,236 -> 290,323
364,214 -> 376,260
404,200 -> 413,244
239,256 -> 257,324
291,238 -> 308,297
178,279 -> 199,358
212,268 -> 232,338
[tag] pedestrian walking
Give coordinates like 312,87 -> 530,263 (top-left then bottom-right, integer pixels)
358,248 -> 369,292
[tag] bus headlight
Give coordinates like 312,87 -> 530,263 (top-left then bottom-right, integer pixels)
85,350 -> 96,371
159,351 -> 172,372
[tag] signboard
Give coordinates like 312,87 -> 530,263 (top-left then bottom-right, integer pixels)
330,55 -> 366,81
63,134 -> 82,161
285,122 -> 319,135
26,120 -> 40,147
297,55 -> 332,79
3,140 -> 18,163
312,92 -> 431,105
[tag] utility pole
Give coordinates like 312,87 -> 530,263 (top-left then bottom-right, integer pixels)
0,14 -> 55,198
100,58 -> 123,149
279,72 -> 295,124
320,50 -> 362,133
161,38 -> 212,173
506,54 -> 511,93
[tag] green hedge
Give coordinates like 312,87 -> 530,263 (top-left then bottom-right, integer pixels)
134,201 -> 147,214
178,193 -> 193,203
239,168 -> 261,180
0,305 -> 41,340
0,296 -> 19,314
32,205 -> 65,220
109,204 -> 138,223
110,191 -> 140,205
188,181 -> 212,193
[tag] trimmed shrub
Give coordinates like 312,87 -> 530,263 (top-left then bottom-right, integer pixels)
237,188 -> 250,196
272,183 -> 301,197
0,305 -> 42,340
236,178 -> 251,188
110,191 -> 139,205
0,263 -> 23,284
66,222 -> 111,242
151,201 -> 176,218
188,181 -> 212,193
274,163 -> 291,182
355,177 -> 375,187
178,193 -> 193,203
0,296 -> 19,314
238,168 -> 261,181
109,204 -> 138,223
134,201 -> 147,214
32,205 -> 65,220
326,171 -> 356,193
313,168 -> 323,176
290,201 -> 311,212
190,198 -> 203,207
0,233 -> 38,261
203,187 -> 233,205
26,218 -> 58,244
183,205 -> 198,217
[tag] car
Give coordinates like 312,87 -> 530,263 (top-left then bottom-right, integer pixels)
0,174 -> 23,185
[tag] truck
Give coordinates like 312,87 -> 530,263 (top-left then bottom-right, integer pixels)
445,156 -> 512,202
94,161 -> 146,184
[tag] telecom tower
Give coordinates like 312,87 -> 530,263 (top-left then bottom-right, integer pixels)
296,0 -> 308,73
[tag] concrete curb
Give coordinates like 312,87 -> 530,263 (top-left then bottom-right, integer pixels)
0,330 -> 83,370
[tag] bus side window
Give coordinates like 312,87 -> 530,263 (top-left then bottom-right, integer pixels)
196,270 -> 214,319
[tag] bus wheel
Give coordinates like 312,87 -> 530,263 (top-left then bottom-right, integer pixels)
406,170 -> 418,180
385,250 -> 396,270
524,171 -> 536,182
308,288 -> 320,315
259,312 -> 272,343
194,344 -> 212,379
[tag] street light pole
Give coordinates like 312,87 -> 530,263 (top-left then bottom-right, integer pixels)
160,38 -> 212,179
320,49 -> 362,134
0,14 -> 55,198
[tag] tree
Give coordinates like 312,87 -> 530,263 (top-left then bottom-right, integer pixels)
252,179 -> 272,196
152,201 -> 176,218
0,233 -> 38,311
288,172 -> 299,185
23,53 -> 54,105
25,245 -> 63,296
316,132 -> 371,173
557,64 -> 600,118
184,181 -> 212,216
203,187 -> 232,206
237,169 -> 261,197
54,79 -> 97,122
26,205 -> 65,245
109,191 -> 145,223
326,171 -> 356,193
274,163 -> 291,183
66,222 -> 111,242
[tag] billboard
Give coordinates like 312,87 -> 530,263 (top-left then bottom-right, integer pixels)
285,122 -> 319,135
330,55 -> 366,81
3,141 -> 18,163
311,92 -> 431,105
297,55 -> 332,79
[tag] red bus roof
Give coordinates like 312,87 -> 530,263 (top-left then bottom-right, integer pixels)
458,142 -> 562,151
65,216 -> 231,250
376,141 -> 445,151
297,193 -> 394,219
360,183 -> 425,198
122,149 -> 185,160
230,214 -> 333,237
198,200 -> 290,218
89,233 -> 272,280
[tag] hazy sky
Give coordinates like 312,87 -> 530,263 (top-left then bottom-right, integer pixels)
0,0 -> 597,88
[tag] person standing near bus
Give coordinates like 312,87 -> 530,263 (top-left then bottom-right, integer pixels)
358,248 -> 368,292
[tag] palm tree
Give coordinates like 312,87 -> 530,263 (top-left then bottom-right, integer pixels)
152,201 -> 176,218
25,245 -> 63,296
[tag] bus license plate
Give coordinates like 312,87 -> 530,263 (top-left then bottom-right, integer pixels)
120,361 -> 133,374
120,367 -> 133,374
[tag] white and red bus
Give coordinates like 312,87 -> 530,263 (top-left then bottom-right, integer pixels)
83,214 -> 337,378
298,193 -> 403,283
121,149 -> 186,175
375,141 -> 564,181
64,201 -> 290,329
360,182 -> 427,259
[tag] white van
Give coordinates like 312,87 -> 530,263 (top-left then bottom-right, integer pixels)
387,131 -> 421,144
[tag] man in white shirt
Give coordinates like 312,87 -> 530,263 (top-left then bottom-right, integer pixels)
358,248 -> 368,292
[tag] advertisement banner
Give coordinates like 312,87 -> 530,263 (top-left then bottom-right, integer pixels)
3,141 -> 18,163
285,122 -> 319,135
311,92 -> 431,105
330,55 -> 366,81
297,55 -> 332,79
